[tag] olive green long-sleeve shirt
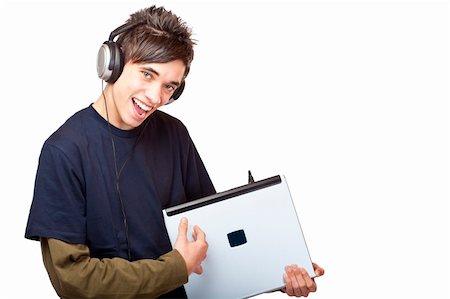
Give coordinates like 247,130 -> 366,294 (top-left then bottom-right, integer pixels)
41,238 -> 188,298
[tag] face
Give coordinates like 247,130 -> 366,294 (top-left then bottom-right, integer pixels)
106,59 -> 186,130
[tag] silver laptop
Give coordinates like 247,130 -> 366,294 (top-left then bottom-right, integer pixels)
163,175 -> 315,299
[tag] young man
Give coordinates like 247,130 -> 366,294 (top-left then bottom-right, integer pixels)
25,5 -> 323,298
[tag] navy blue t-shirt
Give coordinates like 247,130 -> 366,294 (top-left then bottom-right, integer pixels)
25,105 -> 215,297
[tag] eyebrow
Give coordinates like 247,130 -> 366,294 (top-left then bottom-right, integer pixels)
142,67 -> 181,87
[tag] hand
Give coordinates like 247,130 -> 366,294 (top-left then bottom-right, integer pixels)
173,217 -> 208,275
282,262 -> 324,297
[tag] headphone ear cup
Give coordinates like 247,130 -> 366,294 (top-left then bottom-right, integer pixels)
96,41 -> 124,83
97,42 -> 111,81
166,81 -> 185,105
108,42 -> 124,83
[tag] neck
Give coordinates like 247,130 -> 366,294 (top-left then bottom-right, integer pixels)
93,84 -> 114,124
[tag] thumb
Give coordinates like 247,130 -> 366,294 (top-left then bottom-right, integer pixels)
177,217 -> 188,241
313,263 -> 324,277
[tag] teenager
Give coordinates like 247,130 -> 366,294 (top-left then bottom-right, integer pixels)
25,5 -> 323,298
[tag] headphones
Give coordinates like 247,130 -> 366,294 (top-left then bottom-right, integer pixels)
97,21 -> 185,104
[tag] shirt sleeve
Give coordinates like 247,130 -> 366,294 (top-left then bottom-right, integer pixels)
41,238 -> 188,299
180,127 -> 216,200
25,141 -> 87,243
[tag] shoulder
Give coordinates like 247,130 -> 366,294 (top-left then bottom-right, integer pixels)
151,110 -> 186,129
143,110 -> 196,151
43,107 -> 95,156
150,110 -> 189,135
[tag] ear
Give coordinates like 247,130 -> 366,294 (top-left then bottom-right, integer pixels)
166,81 -> 185,105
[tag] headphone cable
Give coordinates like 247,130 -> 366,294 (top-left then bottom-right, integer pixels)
101,82 -> 154,260
102,81 -> 132,260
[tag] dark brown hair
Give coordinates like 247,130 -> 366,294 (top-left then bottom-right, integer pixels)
117,5 -> 196,77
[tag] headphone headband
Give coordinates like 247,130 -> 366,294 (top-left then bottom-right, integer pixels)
108,21 -> 146,42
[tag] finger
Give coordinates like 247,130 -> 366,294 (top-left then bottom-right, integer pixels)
301,268 -> 317,292
283,271 -> 295,296
193,225 -> 206,242
294,265 -> 313,297
177,217 -> 188,241
192,227 -> 197,240
288,266 -> 304,297
312,263 -> 325,277
193,264 -> 203,275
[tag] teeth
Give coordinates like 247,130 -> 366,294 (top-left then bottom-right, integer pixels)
133,98 -> 151,112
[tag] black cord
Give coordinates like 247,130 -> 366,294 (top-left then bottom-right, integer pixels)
102,82 -> 132,260
101,82 -> 153,261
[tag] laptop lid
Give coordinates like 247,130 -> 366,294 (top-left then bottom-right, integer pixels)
162,175 -> 315,299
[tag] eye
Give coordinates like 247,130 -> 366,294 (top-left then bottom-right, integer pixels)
165,85 -> 176,93
142,71 -> 152,79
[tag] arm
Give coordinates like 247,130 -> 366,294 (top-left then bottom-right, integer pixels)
41,238 -> 187,299
41,218 -> 207,299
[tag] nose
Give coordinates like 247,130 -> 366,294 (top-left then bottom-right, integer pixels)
144,83 -> 162,106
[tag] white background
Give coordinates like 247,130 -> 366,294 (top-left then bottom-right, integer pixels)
1,0 -> 449,298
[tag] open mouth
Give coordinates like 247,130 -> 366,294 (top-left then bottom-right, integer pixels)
132,98 -> 152,116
